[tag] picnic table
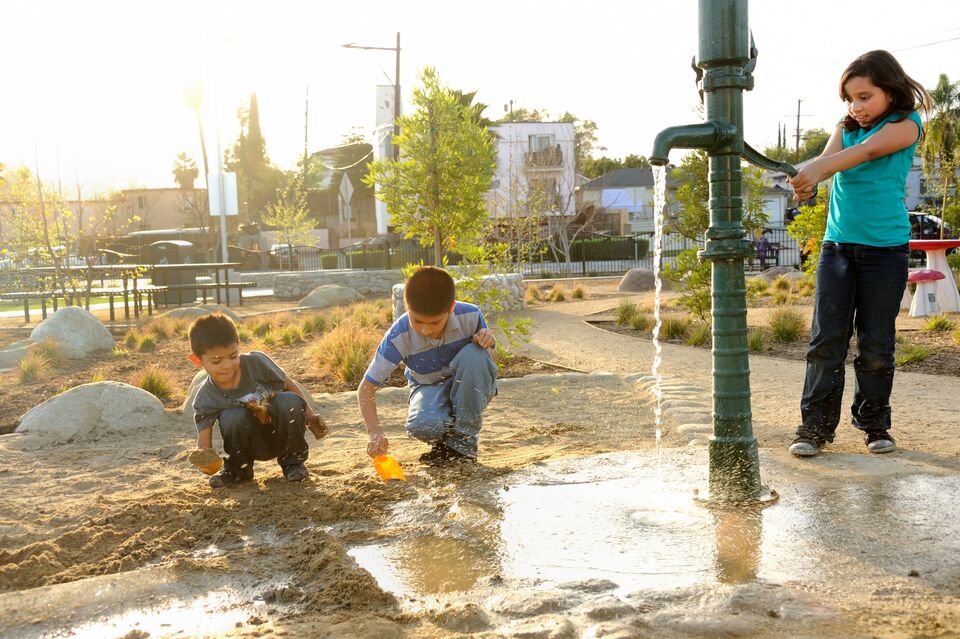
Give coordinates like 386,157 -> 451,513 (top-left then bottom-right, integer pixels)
908,240 -> 960,313
2,262 -> 253,322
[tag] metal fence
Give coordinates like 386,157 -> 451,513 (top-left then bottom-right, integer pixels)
239,229 -> 802,277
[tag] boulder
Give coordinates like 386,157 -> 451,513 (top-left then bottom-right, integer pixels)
618,269 -> 656,292
760,266 -> 804,280
16,381 -> 165,443
161,305 -> 241,323
299,284 -> 363,309
180,369 -> 321,416
29,306 -> 113,358
0,340 -> 33,370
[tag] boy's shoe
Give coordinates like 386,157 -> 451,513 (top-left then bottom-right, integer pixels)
418,443 -> 476,467
866,431 -> 896,454
282,463 -> 309,482
789,428 -> 826,457
209,466 -> 254,488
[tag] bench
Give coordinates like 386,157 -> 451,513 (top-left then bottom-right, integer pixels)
0,285 -> 170,323
156,282 -> 258,307
749,242 -> 780,271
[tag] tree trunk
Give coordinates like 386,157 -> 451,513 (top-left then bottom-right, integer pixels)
434,228 -> 443,266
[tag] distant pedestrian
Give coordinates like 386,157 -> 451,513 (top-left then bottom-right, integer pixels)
787,50 -> 930,458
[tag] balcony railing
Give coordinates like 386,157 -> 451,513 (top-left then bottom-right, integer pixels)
524,146 -> 563,169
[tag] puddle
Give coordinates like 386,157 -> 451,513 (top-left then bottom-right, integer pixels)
350,449 -> 960,603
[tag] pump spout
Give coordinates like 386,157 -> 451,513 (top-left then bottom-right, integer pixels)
649,121 -> 737,166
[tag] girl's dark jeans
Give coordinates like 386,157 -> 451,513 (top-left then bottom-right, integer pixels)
800,241 -> 908,439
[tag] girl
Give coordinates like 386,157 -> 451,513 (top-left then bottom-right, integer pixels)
788,50 -> 931,457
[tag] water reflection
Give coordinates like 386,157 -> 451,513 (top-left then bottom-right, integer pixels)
713,507 -> 762,584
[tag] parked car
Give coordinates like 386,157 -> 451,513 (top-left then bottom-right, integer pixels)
269,244 -> 301,269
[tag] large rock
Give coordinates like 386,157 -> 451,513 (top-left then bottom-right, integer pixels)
759,266 -> 804,280
0,340 -> 33,370
16,381 -> 165,443
161,305 -> 241,323
618,269 -> 656,292
29,306 -> 113,358
180,369 -> 321,416
299,284 -> 363,309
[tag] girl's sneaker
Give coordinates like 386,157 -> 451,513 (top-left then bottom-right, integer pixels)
866,432 -> 896,454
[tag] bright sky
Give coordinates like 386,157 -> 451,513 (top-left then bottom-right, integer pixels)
4,0 -> 960,195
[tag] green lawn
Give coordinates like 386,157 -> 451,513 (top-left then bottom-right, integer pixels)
0,295 -> 112,313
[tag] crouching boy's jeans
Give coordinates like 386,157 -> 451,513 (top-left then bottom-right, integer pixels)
218,391 -> 309,472
405,344 -> 498,458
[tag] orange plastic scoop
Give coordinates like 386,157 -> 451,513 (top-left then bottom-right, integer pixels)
188,448 -> 224,476
373,455 -> 405,481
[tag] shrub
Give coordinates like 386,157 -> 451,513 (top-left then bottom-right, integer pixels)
17,351 -> 49,383
895,343 -> 935,367
539,271 -> 556,279
768,307 -> 806,343
571,286 -> 585,299
261,330 -> 278,347
630,313 -> 653,332
525,285 -> 542,304
237,327 -> 252,342
309,321 -> 380,385
955,328 -> 960,347
112,346 -> 129,357
772,275 -> 792,291
615,299 -> 638,325
249,317 -> 275,338
350,302 -> 389,329
686,322 -> 711,347
794,279 -> 815,297
124,331 -> 140,347
747,327 -> 766,351
746,277 -> 769,295
280,324 -> 305,346
660,317 -> 691,341
145,317 -> 175,340
548,287 -> 566,302
922,314 -> 955,333
133,365 -> 175,400
90,371 -> 105,383
137,334 -> 157,351
30,337 -> 63,365
772,290 -> 791,305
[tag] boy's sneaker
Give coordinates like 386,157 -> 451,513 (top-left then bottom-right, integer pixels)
209,466 -> 254,488
418,443 -> 476,467
789,428 -> 826,457
282,463 -> 309,482
866,432 -> 896,454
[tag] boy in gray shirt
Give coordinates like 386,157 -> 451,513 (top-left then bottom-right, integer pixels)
189,313 -> 326,488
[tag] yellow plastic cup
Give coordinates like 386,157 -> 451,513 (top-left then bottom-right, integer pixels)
373,455 -> 405,481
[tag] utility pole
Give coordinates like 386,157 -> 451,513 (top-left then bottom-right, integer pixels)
342,33 -> 402,160
785,99 -> 811,163
303,83 -> 309,178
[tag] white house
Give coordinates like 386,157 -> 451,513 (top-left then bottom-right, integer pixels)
486,122 -> 577,223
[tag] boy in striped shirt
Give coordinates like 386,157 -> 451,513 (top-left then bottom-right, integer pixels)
359,266 -> 498,465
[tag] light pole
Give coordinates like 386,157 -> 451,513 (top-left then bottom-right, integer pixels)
342,32 -> 401,160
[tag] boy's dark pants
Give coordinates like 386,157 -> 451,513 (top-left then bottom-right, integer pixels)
218,391 -> 309,472
800,241 -> 908,439
405,344 -> 498,458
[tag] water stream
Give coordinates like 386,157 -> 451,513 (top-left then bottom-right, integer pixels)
651,166 -> 668,451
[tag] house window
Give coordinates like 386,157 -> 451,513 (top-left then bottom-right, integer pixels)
528,134 -> 556,153
919,178 -> 927,195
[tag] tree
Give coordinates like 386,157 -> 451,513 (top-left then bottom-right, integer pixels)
365,66 -> 496,264
172,153 -> 199,190
921,73 -> 960,236
762,127 -> 830,164
262,171 -> 315,263
581,154 -> 651,179
224,93 -> 285,223
787,187 -> 829,279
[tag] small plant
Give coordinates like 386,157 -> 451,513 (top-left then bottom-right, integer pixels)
615,299 -> 638,325
524,285 -> 542,304
747,327 -> 766,352
17,351 -> 49,383
746,277 -> 769,295
248,317 -> 275,338
145,317 -> 175,340
133,365 -> 175,400
112,346 -> 129,357
772,275 -> 792,291
793,279 -> 815,297
350,302 -> 389,329
772,290 -> 791,306
539,272 -> 556,279
571,286 -> 585,299
280,324 -> 305,346
548,287 -> 566,302
90,371 -> 105,383
261,330 -> 278,347
895,343 -> 936,367
954,328 -> 960,347
237,327 -> 252,342
922,314 -> 956,333
124,331 -> 139,348
137,334 -> 157,351
309,321 -> 380,384
630,313 -> 653,332
30,337 -> 63,365
768,307 -> 806,343
686,322 -> 711,347
660,316 -> 691,341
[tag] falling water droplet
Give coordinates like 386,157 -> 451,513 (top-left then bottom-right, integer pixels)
652,166 -> 667,458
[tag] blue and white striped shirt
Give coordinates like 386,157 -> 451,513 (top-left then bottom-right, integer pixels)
364,301 -> 488,387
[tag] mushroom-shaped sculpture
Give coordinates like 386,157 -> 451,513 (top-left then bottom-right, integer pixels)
908,269 -> 946,317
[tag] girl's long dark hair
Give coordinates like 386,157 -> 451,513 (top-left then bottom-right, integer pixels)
839,50 -> 931,132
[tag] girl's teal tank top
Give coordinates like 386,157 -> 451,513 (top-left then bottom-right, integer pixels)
825,111 -> 923,247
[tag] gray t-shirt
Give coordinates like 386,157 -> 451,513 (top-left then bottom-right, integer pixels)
192,351 -> 287,433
